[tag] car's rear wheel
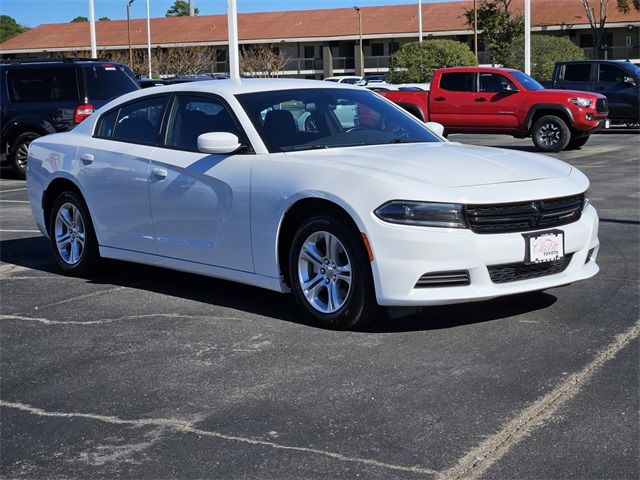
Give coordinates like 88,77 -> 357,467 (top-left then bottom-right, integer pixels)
49,191 -> 99,276
531,115 -> 571,152
10,132 -> 40,179
566,133 -> 590,150
289,215 -> 379,329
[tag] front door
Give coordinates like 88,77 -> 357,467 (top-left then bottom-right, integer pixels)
473,72 -> 521,130
429,71 -> 477,129
148,94 -> 254,272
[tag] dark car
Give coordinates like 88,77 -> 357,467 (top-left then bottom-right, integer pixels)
0,58 -> 140,178
548,60 -> 640,125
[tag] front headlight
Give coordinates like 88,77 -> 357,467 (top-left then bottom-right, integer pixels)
374,201 -> 467,228
569,97 -> 592,108
583,188 -> 591,208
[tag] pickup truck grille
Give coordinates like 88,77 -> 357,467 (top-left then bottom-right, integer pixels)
465,194 -> 584,234
596,98 -> 608,114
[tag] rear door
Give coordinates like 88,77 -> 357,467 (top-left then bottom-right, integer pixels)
595,63 -> 639,121
473,72 -> 521,130
429,71 -> 476,128
557,63 -> 594,92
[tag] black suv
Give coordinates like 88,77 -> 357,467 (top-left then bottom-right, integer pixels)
0,58 -> 140,178
547,60 -> 640,126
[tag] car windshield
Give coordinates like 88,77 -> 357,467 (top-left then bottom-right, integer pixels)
236,87 -> 441,153
509,70 -> 545,90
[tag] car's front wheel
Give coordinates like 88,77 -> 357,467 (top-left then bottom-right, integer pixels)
531,115 -> 571,152
289,215 -> 379,329
49,191 -> 99,276
10,132 -> 40,179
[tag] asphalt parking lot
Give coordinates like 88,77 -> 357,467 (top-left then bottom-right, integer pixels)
1,131 -> 638,479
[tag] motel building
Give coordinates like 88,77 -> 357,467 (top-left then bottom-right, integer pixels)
1,0 -> 639,78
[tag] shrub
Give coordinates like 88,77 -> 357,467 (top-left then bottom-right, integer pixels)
388,39 -> 477,83
503,34 -> 586,81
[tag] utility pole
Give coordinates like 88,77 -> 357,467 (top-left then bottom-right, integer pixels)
127,0 -> 135,68
524,0 -> 531,74
227,0 -> 240,81
418,0 -> 423,42
88,0 -> 97,58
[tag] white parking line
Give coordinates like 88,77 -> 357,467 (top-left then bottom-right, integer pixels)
0,188 -> 27,193
0,230 -> 41,233
0,200 -> 29,203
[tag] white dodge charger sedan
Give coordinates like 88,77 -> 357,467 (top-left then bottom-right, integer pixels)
27,79 -> 599,329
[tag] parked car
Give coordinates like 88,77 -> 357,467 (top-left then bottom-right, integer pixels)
382,66 -> 609,152
0,58 -> 140,178
27,79 -> 599,329
355,75 -> 388,86
546,60 -> 640,126
323,76 -> 362,84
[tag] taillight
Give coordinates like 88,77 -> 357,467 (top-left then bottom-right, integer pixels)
74,104 -> 94,124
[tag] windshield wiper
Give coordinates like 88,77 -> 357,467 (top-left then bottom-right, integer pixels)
281,142 -> 366,152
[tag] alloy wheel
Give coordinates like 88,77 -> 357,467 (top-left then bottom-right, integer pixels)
538,122 -> 561,147
54,203 -> 86,265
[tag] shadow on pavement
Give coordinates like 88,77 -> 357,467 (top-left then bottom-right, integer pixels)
1,235 -> 557,332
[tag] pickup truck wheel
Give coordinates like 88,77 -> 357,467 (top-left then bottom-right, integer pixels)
566,134 -> 590,150
532,116 -> 570,152
10,132 -> 40,179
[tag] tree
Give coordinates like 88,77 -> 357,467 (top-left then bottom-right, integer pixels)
463,0 -> 524,65
240,45 -> 288,77
503,34 -> 586,80
0,15 -> 28,43
99,17 -> 111,21
388,39 -> 477,83
166,0 -> 199,17
616,0 -> 640,13
70,16 -> 88,23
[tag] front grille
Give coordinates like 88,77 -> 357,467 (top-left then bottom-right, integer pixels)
488,254 -> 573,284
596,98 -> 608,114
415,270 -> 470,288
465,194 -> 584,234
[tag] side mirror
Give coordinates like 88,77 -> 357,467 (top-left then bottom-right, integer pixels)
425,121 -> 445,137
623,75 -> 637,87
197,132 -> 242,154
502,85 -> 519,93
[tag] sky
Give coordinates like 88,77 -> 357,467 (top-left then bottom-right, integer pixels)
1,0 -> 452,28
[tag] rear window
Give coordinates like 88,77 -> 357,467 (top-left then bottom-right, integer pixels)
563,64 -> 591,82
83,64 -> 140,101
7,67 -> 79,102
439,72 -> 474,92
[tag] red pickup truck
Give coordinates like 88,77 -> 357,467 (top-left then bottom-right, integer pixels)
381,66 -> 609,151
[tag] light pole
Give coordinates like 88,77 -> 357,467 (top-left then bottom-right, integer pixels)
146,0 -> 152,78
88,0 -> 97,58
418,0 -> 423,42
524,0 -> 531,74
353,6 -> 363,77
473,0 -> 478,63
127,0 -> 134,68
227,0 -> 240,81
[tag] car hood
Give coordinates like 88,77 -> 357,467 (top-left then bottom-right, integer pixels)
540,88 -> 606,100
286,142 -> 572,188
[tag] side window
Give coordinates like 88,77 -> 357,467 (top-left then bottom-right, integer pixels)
563,64 -> 591,82
8,67 -> 79,102
166,95 -> 241,152
439,73 -> 474,92
96,109 -> 119,138
479,73 -> 516,93
599,64 -> 625,83
112,96 -> 167,145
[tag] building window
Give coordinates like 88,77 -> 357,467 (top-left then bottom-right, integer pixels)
304,46 -> 315,58
371,43 -> 384,57
389,42 -> 400,54
216,49 -> 227,62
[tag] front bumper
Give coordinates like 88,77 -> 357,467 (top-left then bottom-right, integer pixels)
368,205 -> 599,306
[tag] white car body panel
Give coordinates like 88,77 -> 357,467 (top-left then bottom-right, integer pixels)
27,78 -> 599,307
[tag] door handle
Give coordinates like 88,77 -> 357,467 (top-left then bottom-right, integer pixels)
475,97 -> 487,102
151,167 -> 167,179
80,153 -> 94,165
434,96 -> 446,101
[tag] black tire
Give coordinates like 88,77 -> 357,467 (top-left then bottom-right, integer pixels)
48,191 -> 100,277
531,115 -> 571,152
10,132 -> 40,179
566,133 -> 590,150
289,214 -> 380,330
